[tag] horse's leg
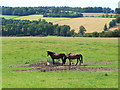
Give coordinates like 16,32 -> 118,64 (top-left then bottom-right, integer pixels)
69,59 -> 71,66
75,59 -> 78,66
79,58 -> 81,65
52,58 -> 55,65
62,57 -> 64,65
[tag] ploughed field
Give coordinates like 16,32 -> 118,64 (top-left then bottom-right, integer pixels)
2,37 -> 118,88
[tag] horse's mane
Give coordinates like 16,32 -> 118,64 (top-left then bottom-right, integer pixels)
47,51 -> 55,54
67,53 -> 71,56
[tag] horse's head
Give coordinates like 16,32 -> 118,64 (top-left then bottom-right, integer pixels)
67,53 -> 71,56
47,51 -> 55,56
47,51 -> 50,56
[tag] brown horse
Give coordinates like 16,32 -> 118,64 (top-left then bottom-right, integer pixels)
47,51 -> 66,65
64,53 -> 83,65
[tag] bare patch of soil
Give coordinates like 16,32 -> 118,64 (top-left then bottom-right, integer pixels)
15,61 -> 119,72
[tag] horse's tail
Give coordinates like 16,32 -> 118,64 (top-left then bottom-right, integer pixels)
80,54 -> 83,63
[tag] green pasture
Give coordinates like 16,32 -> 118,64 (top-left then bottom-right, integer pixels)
14,15 -> 70,22
2,37 -> 118,88
0,14 -> 70,22
0,15 -> 19,19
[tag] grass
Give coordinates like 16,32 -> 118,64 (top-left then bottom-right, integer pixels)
54,17 -> 115,33
2,37 -> 118,88
86,62 -> 119,69
2,71 -> 118,88
14,15 -> 70,22
0,15 -> 19,19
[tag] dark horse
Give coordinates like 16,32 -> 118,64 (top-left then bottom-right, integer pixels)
47,51 -> 66,65
64,53 -> 83,65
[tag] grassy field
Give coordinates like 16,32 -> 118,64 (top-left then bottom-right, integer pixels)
14,15 -> 70,22
0,15 -> 19,19
54,17 -> 115,33
2,37 -> 118,88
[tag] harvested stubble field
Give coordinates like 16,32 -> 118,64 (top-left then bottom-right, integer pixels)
2,37 -> 118,88
82,13 -> 116,17
54,17 -> 115,33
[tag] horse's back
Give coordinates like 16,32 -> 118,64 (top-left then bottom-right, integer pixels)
53,53 -> 65,59
75,53 -> 80,55
68,53 -> 80,56
67,53 -> 81,59
54,53 -> 65,56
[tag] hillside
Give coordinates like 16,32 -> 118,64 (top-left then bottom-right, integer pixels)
13,15 -> 116,33
54,17 -> 115,33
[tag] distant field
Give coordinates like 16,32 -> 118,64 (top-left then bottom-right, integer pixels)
82,13 -> 116,17
0,15 -> 19,19
2,14 -> 116,33
54,17 -> 115,33
14,15 -> 70,22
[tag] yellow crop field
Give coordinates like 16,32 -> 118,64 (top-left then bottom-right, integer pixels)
82,13 -> 116,17
14,15 -> 70,22
54,17 -> 115,33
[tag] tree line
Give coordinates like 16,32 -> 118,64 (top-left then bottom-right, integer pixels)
84,30 -> 120,37
115,8 -> 120,14
2,6 -> 114,17
2,18 -> 76,36
43,12 -> 83,18
103,15 -> 120,31
100,14 -> 117,18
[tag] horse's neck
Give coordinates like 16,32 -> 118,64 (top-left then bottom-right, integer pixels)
50,53 -> 55,57
68,53 -> 71,55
